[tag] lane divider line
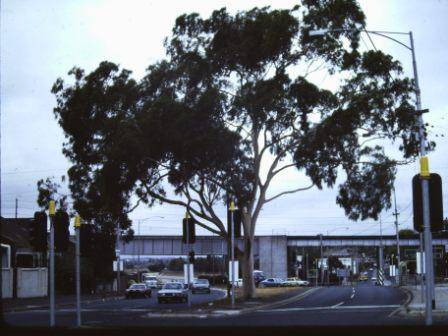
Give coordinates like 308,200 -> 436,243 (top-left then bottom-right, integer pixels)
331,301 -> 344,308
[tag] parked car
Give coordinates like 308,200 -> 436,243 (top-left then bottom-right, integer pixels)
284,277 -> 309,287
157,282 -> 188,303
125,283 -> 152,299
191,279 -> 211,294
259,278 -> 285,288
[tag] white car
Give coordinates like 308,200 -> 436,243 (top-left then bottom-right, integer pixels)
284,278 -> 309,287
157,283 -> 188,303
144,276 -> 163,289
191,279 -> 211,294
259,278 -> 285,288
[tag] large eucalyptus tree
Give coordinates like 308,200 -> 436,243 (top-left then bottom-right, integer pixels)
52,0 -> 429,298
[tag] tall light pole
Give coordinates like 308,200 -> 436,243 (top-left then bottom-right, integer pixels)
309,28 -> 434,324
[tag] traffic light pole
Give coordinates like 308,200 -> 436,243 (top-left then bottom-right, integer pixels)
75,216 -> 81,327
230,201 -> 235,307
49,202 -> 55,327
186,213 -> 191,308
410,31 -> 435,325
419,233 -> 424,303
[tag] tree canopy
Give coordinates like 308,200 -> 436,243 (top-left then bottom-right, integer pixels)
51,0 -> 432,297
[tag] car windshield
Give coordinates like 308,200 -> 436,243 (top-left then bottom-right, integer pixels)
163,283 -> 182,290
130,285 -> 146,290
3,0 -> 446,331
195,279 -> 209,284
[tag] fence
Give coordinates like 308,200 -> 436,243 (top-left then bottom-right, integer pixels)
1,268 -> 13,298
17,267 -> 48,298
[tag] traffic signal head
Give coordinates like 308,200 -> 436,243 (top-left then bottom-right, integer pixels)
182,217 -> 196,244
31,211 -> 48,252
227,209 -> 242,238
413,173 -> 444,232
54,210 -> 70,252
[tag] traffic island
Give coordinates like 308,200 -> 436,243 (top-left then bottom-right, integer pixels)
394,285 -> 448,320
2,293 -> 124,313
144,286 -> 319,318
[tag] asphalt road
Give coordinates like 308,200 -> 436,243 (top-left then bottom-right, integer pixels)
2,288 -> 225,327
5,275 -> 444,327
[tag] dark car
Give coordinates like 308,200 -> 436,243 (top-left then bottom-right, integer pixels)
191,279 -> 211,294
253,270 -> 266,287
157,282 -> 188,303
125,283 -> 152,299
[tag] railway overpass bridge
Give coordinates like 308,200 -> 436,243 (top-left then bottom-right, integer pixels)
118,234 -> 448,278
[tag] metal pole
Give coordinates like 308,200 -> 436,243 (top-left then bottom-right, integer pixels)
15,198 -> 18,218
115,220 -> 121,294
420,233 -> 424,303
230,202 -> 235,307
393,187 -> 401,285
410,31 -> 434,325
75,222 -> 81,327
49,214 -> 55,326
379,215 -> 384,273
138,220 -> 140,282
319,234 -> 324,286
186,213 -> 191,307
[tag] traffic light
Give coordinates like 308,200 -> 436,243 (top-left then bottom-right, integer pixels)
227,209 -> 242,238
54,210 -> 70,252
412,173 -> 444,232
31,211 -> 47,252
182,217 -> 195,244
189,251 -> 195,263
80,224 -> 96,257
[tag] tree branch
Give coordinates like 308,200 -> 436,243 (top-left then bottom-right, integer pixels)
265,183 -> 315,203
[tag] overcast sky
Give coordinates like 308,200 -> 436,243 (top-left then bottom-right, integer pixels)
1,0 -> 447,237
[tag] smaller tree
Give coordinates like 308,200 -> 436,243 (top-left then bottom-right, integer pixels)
399,229 -> 416,238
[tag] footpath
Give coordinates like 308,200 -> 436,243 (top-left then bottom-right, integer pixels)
2,293 -> 123,313
396,284 -> 448,319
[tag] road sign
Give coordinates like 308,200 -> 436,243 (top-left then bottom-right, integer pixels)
228,260 -> 239,285
416,252 -> 426,274
183,263 -> 194,285
113,260 -> 123,271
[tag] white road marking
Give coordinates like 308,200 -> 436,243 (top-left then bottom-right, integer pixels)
331,301 -> 344,308
258,305 -> 401,313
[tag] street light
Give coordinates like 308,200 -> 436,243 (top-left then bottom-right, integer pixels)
309,27 -> 434,325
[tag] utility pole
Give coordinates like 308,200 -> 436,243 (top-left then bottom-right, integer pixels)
15,198 -> 18,218
230,201 -> 235,307
379,215 -> 384,272
48,200 -> 55,327
319,234 -> 324,286
115,220 -> 121,294
392,187 -> 401,285
185,212 -> 191,308
74,216 -> 81,327
409,31 -> 435,324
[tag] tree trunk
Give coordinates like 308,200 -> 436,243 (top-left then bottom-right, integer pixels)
240,235 -> 256,300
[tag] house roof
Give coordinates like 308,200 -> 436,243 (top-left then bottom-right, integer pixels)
0,217 -> 33,249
